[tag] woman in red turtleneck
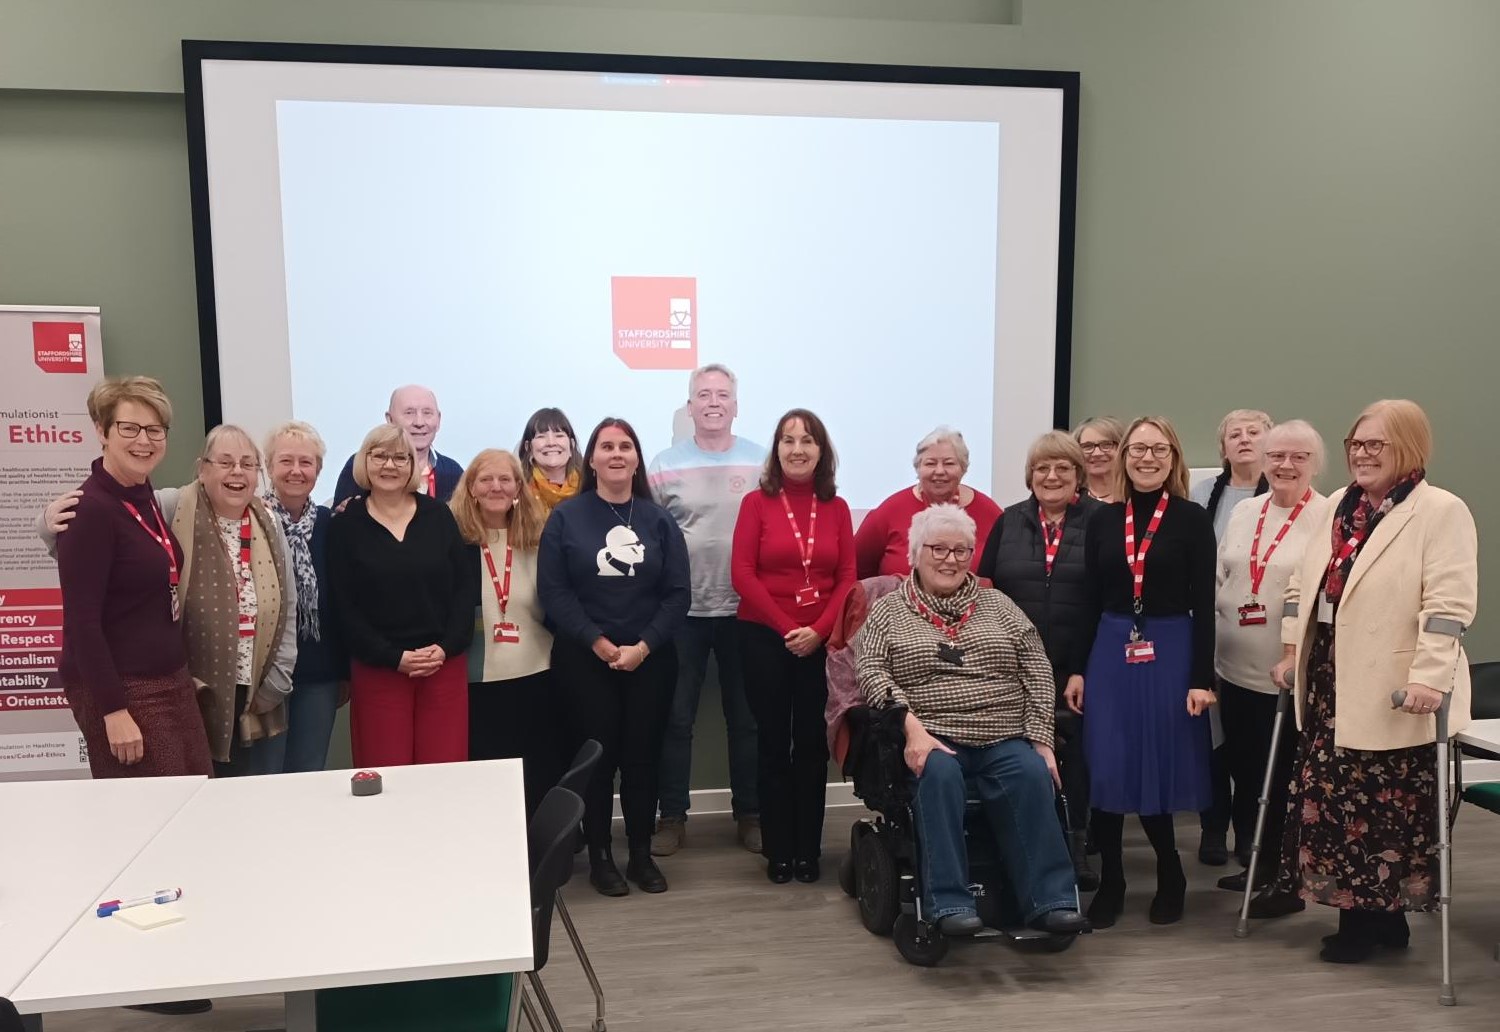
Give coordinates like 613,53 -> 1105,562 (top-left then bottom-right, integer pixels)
731,408 -> 856,885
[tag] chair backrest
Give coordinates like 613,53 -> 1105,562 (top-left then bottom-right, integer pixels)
557,739 -> 603,800
527,785 -> 585,972
1470,661 -> 1500,720
0,996 -> 23,1032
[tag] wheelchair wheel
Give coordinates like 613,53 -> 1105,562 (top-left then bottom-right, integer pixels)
838,850 -> 858,898
855,830 -> 899,935
893,914 -> 949,967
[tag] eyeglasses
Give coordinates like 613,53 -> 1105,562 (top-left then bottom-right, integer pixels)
1265,450 -> 1312,465
923,544 -> 974,562
1344,438 -> 1388,457
207,457 -> 261,473
369,451 -> 412,468
1031,462 -> 1077,478
1125,442 -> 1174,459
1079,440 -> 1117,455
113,421 -> 168,442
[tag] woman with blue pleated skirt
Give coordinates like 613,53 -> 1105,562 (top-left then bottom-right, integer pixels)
1065,415 -> 1218,929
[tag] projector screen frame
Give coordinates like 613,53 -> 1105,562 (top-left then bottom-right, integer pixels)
182,38 -> 1080,436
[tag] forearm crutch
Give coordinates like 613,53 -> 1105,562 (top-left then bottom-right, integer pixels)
1235,674 -> 1295,939
1392,684 -> 1456,1007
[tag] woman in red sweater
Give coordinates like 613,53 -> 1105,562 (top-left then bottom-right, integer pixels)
732,409 -> 856,884
854,426 -> 1001,578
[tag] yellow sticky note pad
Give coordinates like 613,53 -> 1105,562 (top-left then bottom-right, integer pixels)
114,905 -> 185,931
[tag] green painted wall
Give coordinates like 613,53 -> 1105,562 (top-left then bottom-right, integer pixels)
3,1 -> 1495,784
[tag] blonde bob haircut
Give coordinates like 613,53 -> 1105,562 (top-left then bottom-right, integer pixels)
1115,416 -> 1192,500
1023,430 -> 1086,492
450,449 -> 546,551
264,420 -> 327,471
1345,399 -> 1432,480
352,423 -> 422,493
87,375 -> 173,431
1071,415 -> 1124,446
1215,408 -> 1274,458
199,424 -> 260,465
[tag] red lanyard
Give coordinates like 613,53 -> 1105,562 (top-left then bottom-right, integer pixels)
121,499 -> 179,587
424,467 -> 437,497
907,581 -> 976,641
779,492 -> 817,585
480,540 -> 513,619
1041,513 -> 1065,579
1124,491 -> 1170,612
1249,489 -> 1311,598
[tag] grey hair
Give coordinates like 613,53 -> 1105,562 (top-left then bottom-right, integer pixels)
907,503 -> 977,569
688,363 -> 738,398
199,423 -> 259,464
1264,418 -> 1326,476
912,426 -> 970,473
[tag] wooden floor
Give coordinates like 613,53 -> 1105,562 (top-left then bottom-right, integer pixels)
40,806 -> 1500,1032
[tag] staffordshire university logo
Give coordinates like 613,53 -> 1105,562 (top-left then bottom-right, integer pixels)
611,276 -> 697,370
32,322 -> 87,374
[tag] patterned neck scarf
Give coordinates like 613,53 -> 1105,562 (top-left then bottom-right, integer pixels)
907,571 -> 981,622
1324,468 -> 1425,602
530,467 -> 580,511
264,491 -> 320,641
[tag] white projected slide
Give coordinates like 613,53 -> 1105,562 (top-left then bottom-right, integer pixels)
193,53 -> 1073,511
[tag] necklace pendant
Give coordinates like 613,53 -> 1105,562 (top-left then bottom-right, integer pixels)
937,642 -> 965,666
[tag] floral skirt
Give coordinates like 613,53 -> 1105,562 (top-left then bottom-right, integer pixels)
1272,624 -> 1438,912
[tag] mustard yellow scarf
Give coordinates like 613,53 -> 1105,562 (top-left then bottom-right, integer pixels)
530,467 -> 580,513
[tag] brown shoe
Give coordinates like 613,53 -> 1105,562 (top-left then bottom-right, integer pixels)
651,816 -> 685,857
737,816 -> 763,854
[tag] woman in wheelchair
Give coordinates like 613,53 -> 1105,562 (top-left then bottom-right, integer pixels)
856,504 -> 1089,938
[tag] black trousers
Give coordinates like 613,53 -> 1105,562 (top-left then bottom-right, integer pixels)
740,620 -> 829,862
552,638 -> 676,849
1200,742 -> 1234,837
469,668 -> 562,818
1053,708 -> 1090,832
1220,679 -> 1297,861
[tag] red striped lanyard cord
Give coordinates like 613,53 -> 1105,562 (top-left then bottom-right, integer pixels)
1248,489 -> 1311,599
779,492 -> 817,586
1124,491 -> 1170,614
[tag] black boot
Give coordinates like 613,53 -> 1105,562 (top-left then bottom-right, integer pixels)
1320,908 -> 1377,963
1148,850 -> 1187,925
626,840 -> 668,893
589,844 -> 629,897
1069,824 -> 1100,891
1087,811 -> 1126,928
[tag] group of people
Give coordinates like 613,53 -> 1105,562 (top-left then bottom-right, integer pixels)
50,369 -> 1477,967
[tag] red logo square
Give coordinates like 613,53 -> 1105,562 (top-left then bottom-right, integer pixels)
611,277 -> 697,370
33,322 -> 88,374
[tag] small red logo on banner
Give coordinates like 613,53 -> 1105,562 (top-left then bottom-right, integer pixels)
32,322 -> 87,374
611,277 -> 697,370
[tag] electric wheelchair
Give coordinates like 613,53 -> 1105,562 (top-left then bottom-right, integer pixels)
836,702 -> 1088,966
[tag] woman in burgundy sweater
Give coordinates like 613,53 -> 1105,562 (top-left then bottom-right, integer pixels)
732,409 -> 856,884
57,377 -> 212,778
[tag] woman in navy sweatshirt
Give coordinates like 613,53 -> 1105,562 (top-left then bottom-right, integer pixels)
538,417 -> 691,897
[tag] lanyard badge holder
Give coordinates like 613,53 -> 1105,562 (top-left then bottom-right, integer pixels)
782,493 -> 820,608
1125,600 -> 1156,664
1241,490 -> 1310,627
1123,492 -> 1168,664
483,542 -> 521,644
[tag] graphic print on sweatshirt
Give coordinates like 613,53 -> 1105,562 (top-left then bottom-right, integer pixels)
597,524 -> 646,576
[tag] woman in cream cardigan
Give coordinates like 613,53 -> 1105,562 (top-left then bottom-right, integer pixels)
1254,399 -> 1476,965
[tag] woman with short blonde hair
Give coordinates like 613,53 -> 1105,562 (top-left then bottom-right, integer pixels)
1072,416 -> 1124,503
1253,399 -> 1476,964
328,425 -> 472,766
451,449 -> 557,814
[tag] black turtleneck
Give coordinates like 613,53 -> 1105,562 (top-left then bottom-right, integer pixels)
1084,490 -> 1218,686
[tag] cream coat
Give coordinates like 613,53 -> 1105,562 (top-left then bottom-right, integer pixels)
1280,480 -> 1477,750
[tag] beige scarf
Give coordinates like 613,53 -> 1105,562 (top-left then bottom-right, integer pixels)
173,482 -> 289,762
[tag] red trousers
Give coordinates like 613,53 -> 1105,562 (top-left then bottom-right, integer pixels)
349,655 -> 468,767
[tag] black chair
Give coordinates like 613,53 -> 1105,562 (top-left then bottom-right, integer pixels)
554,739 -> 607,1032
0,997 -> 27,1032
518,786 -> 586,1032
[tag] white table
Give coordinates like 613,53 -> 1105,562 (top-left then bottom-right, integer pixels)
0,776 -> 206,999
11,761 -> 533,1030
1457,718 -> 1500,754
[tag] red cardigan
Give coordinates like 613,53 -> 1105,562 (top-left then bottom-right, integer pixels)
853,486 -> 1002,578
731,477 -> 856,640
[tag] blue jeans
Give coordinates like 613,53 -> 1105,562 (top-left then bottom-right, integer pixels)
283,677 -> 341,773
657,616 -> 759,820
911,737 -> 1077,922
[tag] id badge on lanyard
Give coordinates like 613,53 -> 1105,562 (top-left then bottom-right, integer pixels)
1238,602 -> 1268,626
483,541 -> 521,644
1123,492 -> 1168,664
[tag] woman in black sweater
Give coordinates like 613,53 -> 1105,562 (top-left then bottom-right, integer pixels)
977,430 -> 1101,889
538,417 -> 691,897
1070,416 -> 1217,929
